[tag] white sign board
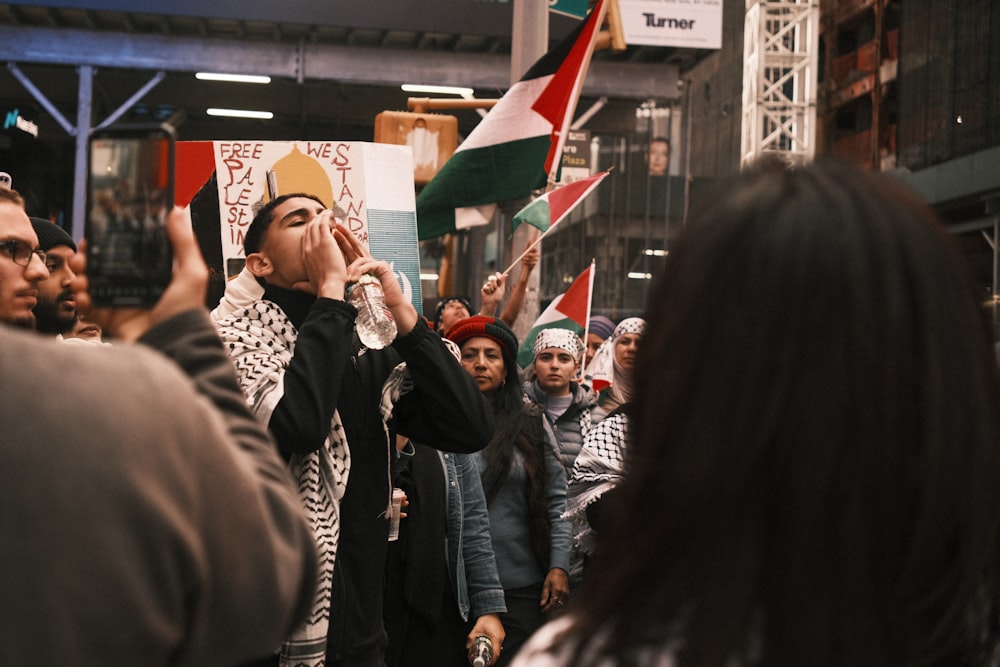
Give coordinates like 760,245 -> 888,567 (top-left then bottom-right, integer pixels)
195,140 -> 422,312
619,0 -> 723,49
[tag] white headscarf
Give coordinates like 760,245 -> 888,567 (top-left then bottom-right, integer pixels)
584,317 -> 646,403
534,327 -> 585,362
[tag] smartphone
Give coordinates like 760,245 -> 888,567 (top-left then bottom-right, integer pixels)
85,123 -> 175,307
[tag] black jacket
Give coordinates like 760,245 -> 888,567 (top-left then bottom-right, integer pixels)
262,286 -> 493,663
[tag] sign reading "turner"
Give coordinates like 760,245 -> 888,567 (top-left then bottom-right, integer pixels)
619,0 -> 722,49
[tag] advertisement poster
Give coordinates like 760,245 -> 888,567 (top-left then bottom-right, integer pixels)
178,140 -> 422,313
619,0 -> 723,49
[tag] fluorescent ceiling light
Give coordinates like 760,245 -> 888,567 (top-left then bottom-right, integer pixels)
207,108 -> 274,120
197,72 -> 271,84
420,273 -> 440,281
401,84 -> 475,97
627,272 -> 653,280
643,249 -> 668,257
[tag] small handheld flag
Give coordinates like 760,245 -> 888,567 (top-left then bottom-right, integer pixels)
512,170 -> 610,234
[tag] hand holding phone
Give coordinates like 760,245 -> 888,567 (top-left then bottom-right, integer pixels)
72,206 -> 209,342
85,123 -> 175,307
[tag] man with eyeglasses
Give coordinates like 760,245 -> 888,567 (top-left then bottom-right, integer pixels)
30,217 -> 80,336
0,187 -> 49,329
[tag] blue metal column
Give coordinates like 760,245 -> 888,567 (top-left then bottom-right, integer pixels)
71,65 -> 93,242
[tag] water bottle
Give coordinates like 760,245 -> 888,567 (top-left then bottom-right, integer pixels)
469,634 -> 493,667
348,273 -> 397,350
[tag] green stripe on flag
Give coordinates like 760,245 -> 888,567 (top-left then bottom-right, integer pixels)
417,136 -> 550,240
514,199 -> 552,233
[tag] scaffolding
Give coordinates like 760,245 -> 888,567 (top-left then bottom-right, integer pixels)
740,0 -> 821,166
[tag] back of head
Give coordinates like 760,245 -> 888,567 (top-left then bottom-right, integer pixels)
574,158 -> 1000,666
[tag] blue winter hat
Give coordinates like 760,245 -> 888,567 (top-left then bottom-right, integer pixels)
588,315 -> 616,341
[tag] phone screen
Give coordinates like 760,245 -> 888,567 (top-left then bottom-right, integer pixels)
85,125 -> 174,307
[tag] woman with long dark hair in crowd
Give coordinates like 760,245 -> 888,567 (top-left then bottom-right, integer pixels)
513,158 -> 1000,667
447,315 -> 573,666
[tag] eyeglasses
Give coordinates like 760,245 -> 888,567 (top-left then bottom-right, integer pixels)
0,239 -> 47,267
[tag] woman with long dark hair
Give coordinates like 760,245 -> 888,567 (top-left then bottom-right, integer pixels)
447,316 -> 572,666
513,158 -> 1000,667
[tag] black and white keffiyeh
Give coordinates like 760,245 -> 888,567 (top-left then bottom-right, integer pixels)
217,300 -> 349,667
565,412 -> 628,556
218,298 -> 417,666
533,327 -> 585,362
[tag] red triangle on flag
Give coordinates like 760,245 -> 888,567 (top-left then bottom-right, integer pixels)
174,141 -> 217,208
547,171 -> 607,223
554,264 -> 592,327
532,0 -> 606,175
532,0 -> 605,126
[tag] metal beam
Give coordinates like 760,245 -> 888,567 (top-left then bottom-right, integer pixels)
72,65 -> 92,242
6,62 -> 77,135
740,0 -> 820,166
24,0 -> 582,39
890,146 -> 1000,207
94,70 -> 166,130
0,24 -> 679,100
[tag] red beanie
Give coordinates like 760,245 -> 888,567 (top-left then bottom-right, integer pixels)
446,315 -> 519,376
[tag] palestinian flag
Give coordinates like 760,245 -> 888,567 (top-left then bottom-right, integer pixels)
517,262 -> 595,368
415,0 -> 607,240
512,170 -> 610,234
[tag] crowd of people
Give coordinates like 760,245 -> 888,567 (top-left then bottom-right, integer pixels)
4,156 -> 1000,667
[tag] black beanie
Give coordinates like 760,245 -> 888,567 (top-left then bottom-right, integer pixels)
30,218 -> 77,253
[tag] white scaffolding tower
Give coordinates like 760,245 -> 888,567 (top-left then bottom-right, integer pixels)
740,0 -> 821,167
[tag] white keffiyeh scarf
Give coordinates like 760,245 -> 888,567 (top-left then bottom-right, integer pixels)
565,412 -> 628,556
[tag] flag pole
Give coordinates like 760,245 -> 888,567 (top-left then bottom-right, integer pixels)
581,258 -> 597,376
544,0 -> 609,188
504,0 -> 609,277
500,227 -> 543,276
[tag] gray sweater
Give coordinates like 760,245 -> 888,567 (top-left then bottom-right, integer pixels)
0,311 -> 317,665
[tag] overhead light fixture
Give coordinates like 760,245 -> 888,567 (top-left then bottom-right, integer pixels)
196,72 -> 271,84
643,249 -> 668,257
207,108 -> 274,120
401,84 -> 475,97
420,272 -> 440,281
627,272 -> 653,280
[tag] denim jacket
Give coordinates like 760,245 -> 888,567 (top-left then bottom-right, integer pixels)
439,450 -> 508,620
